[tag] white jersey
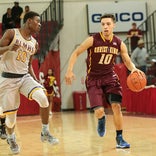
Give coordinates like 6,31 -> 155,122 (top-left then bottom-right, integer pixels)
0,29 -> 37,74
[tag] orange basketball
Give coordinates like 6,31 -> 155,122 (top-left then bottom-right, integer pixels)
127,71 -> 147,92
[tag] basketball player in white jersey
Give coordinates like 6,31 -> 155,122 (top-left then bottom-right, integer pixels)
0,11 -> 59,154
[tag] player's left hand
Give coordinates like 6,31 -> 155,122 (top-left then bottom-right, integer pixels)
65,71 -> 75,85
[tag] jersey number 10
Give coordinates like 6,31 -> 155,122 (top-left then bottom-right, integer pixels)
98,53 -> 113,65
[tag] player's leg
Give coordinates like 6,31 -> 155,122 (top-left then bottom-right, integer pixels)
5,112 -> 20,154
94,106 -> 106,137
20,75 -> 59,145
47,94 -> 53,115
0,115 -> 7,139
31,89 -> 59,144
0,78 -> 21,154
108,93 -> 130,148
86,80 -> 106,137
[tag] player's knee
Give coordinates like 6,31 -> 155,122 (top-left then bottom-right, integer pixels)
94,107 -> 104,119
5,113 -> 16,128
32,89 -> 49,108
111,103 -> 121,114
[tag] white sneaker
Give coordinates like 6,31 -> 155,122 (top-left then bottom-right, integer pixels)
41,131 -> 59,145
7,135 -> 20,154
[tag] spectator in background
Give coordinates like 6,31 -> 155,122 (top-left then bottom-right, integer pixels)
131,39 -> 148,73
44,69 -> 60,115
127,22 -> 143,53
11,1 -> 23,28
146,59 -> 156,85
20,5 -> 30,26
2,8 -> 15,34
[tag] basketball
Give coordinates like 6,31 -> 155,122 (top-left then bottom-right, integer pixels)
127,71 -> 147,92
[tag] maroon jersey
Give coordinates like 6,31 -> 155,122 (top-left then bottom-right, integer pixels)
127,28 -> 142,51
44,75 -> 55,95
86,32 -> 121,78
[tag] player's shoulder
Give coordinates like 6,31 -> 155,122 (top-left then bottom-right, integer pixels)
90,32 -> 102,42
31,35 -> 37,42
113,34 -> 121,41
92,32 -> 101,38
113,34 -> 122,44
0,28 -> 15,44
4,28 -> 15,37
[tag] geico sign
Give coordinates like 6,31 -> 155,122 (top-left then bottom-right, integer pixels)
92,12 -> 144,23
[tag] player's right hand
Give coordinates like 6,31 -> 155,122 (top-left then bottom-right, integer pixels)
65,71 -> 75,85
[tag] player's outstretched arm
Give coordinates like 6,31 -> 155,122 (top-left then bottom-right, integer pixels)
65,36 -> 93,85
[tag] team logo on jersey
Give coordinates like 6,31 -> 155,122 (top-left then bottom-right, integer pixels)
113,42 -> 117,46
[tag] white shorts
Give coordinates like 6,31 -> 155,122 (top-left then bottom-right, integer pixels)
0,73 -> 44,114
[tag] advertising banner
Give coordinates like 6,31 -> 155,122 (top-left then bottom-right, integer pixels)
87,1 -> 147,33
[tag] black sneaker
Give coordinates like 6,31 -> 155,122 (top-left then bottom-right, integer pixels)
0,124 -> 7,140
97,116 -> 106,137
116,134 -> 130,148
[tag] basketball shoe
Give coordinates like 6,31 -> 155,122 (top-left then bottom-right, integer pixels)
116,134 -> 130,148
41,131 -> 59,145
97,116 -> 106,137
0,124 -> 7,139
7,135 -> 20,154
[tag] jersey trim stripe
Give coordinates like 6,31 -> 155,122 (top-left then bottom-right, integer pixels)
3,110 -> 18,115
87,49 -> 93,76
28,86 -> 46,100
100,32 -> 114,42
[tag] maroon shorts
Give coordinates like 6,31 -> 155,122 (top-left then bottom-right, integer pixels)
85,75 -> 122,108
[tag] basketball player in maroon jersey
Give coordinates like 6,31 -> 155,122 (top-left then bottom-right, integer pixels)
65,14 -> 141,148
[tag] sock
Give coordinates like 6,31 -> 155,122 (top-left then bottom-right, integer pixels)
42,124 -> 49,134
8,132 -> 15,139
116,130 -> 123,137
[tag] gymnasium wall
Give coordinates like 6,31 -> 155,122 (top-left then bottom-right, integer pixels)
1,0 -> 156,110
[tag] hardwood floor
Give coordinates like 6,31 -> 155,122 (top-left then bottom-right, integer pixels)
0,110 -> 156,156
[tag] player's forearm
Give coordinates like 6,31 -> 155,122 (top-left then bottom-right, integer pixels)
0,46 -> 9,55
66,52 -> 78,72
124,59 -> 137,72
122,54 -> 136,71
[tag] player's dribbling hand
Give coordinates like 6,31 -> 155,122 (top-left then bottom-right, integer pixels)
131,68 -> 142,74
65,71 -> 75,85
131,68 -> 145,78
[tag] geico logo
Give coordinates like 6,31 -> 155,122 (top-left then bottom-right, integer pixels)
91,12 -> 144,22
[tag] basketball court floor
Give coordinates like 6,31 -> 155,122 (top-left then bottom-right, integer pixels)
0,110 -> 156,156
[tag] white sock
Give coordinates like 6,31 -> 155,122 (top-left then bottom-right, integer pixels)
42,124 -> 49,134
8,132 -> 15,139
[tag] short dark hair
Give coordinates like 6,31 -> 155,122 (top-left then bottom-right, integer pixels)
23,11 -> 40,23
132,22 -> 137,26
100,14 -> 116,23
14,1 -> 19,4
